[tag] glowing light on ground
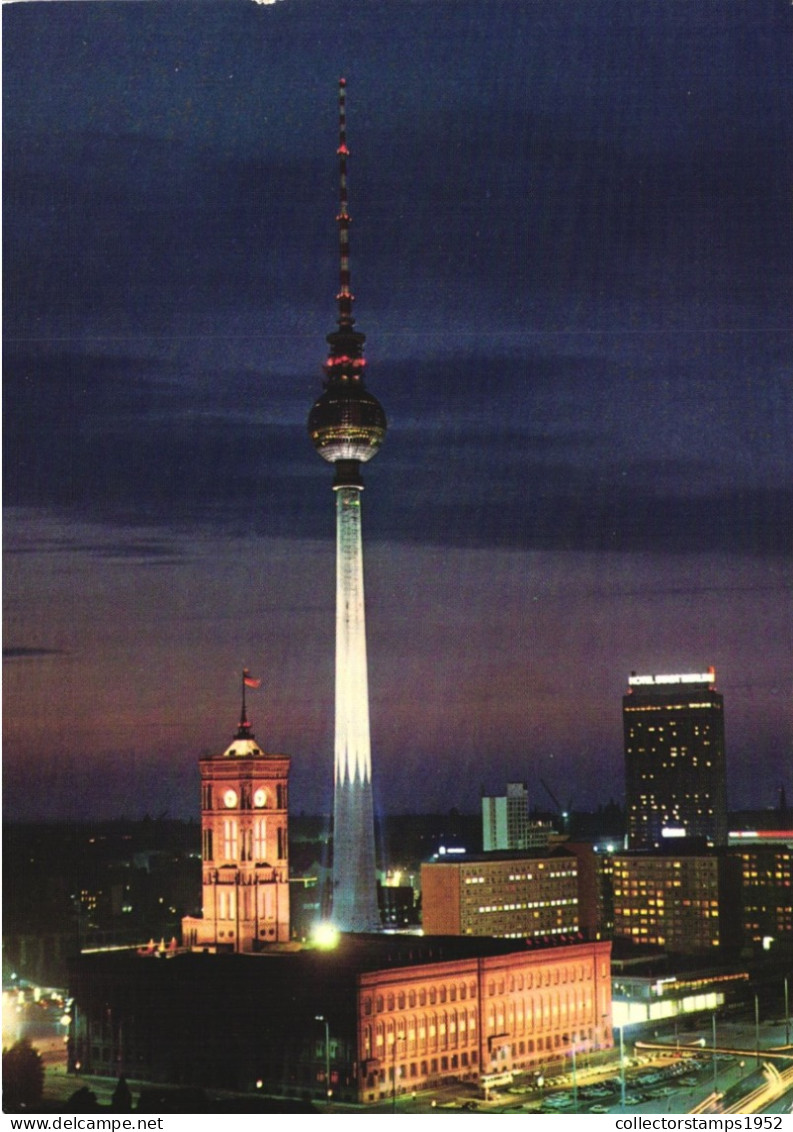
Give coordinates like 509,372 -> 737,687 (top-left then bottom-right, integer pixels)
312,922 -> 340,949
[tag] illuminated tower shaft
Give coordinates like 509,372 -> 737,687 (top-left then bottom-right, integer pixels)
332,485 -> 379,930
308,80 -> 386,932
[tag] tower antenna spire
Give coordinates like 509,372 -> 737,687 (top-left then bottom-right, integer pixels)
336,77 -> 354,331
321,77 -> 367,398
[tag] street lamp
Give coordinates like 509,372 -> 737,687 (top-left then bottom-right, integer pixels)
562,1034 -> 578,1112
392,1030 -> 405,1112
571,1042 -> 578,1113
754,993 -> 760,1067
315,1014 -> 331,1104
712,1012 -> 718,1095
619,1025 -> 627,1112
784,976 -> 790,1047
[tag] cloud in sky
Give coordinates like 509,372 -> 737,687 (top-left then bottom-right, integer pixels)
5,338 -> 790,556
3,0 -> 791,820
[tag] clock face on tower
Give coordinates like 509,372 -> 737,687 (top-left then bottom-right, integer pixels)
253,788 -> 267,808
223,788 -> 238,809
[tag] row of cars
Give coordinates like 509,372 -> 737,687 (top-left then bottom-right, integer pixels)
537,1055 -> 710,1114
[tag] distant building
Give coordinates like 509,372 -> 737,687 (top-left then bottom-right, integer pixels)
482,783 -> 553,851
592,849 -> 616,941
728,830 -> 793,943
378,879 -> 419,930
421,849 -> 581,939
562,842 -> 602,940
623,669 -> 727,850
69,934 -> 612,1104
611,848 -> 742,954
611,969 -> 749,1029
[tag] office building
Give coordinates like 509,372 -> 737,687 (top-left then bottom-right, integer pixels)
421,849 -> 581,939
70,934 -> 612,1104
611,849 -> 741,954
482,783 -> 552,851
623,669 -> 727,850
729,830 -> 793,943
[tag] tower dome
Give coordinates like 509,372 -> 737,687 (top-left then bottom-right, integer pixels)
308,379 -> 386,464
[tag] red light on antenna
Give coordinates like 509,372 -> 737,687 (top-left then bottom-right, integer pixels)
339,77 -> 347,87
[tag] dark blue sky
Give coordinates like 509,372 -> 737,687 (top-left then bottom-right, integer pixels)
4,0 -> 792,821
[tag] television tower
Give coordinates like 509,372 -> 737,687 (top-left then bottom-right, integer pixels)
308,79 -> 386,932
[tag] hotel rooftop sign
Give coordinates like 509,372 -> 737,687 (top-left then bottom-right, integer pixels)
628,670 -> 715,687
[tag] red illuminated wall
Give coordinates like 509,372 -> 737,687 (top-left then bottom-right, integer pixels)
356,939 -> 612,1103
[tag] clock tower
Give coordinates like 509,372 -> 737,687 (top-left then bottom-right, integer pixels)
182,675 -> 291,951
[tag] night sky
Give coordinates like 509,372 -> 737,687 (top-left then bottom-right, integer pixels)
4,0 -> 791,822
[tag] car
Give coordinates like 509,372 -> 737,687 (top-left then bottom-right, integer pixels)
589,1104 -> 610,1113
545,1094 -> 575,1109
462,1101 -> 479,1111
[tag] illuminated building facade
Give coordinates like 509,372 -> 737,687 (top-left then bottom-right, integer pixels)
611,970 -> 748,1030
182,679 -> 291,951
69,935 -> 612,1104
357,938 -> 612,1103
623,669 -> 727,850
729,830 -> 793,943
611,849 -> 741,954
308,80 -> 385,932
421,850 -> 581,939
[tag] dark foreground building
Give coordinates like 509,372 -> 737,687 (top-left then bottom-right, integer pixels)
70,933 -> 611,1105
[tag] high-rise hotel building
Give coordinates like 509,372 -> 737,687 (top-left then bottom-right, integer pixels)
623,669 -> 727,850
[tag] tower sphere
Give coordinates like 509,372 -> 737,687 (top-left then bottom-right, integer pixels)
308,376 -> 387,464
308,75 -> 386,470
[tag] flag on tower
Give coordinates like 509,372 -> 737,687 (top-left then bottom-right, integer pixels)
243,670 -> 261,688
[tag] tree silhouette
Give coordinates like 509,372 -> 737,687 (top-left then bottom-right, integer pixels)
65,1086 -> 99,1112
2,1039 -> 45,1111
111,1074 -> 133,1112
